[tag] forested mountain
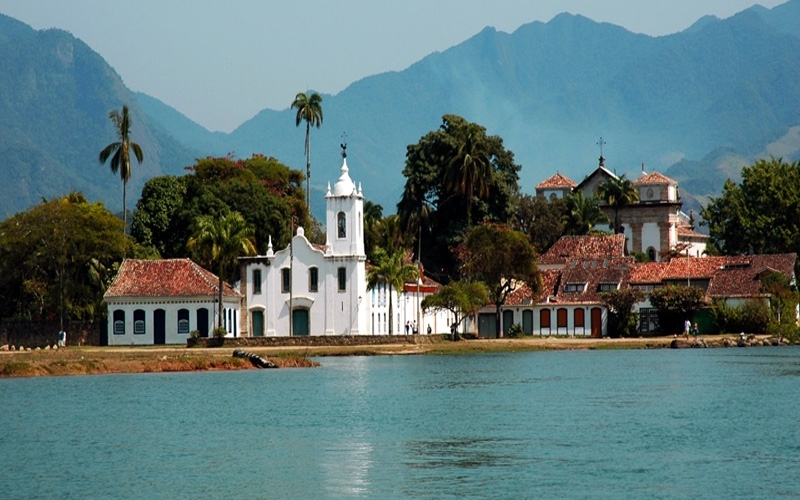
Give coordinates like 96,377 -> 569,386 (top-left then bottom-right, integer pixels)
1,2 -> 799,218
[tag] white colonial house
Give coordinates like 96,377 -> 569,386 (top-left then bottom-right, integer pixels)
104,258 -> 242,345
239,150 -> 447,337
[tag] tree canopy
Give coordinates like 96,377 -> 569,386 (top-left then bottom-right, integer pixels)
456,223 -> 540,337
99,105 -> 144,232
421,281 -> 489,340
701,157 -> 800,259
398,115 -> 521,282
0,193 -> 129,321
366,247 -> 419,335
131,154 -> 309,259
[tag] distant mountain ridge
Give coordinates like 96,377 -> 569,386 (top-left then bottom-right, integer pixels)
1,2 -> 799,219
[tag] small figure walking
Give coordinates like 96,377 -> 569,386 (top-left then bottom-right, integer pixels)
57,330 -> 67,348
427,324 -> 432,335
691,322 -> 699,339
684,319 -> 691,340
412,320 -> 418,335
405,321 -> 410,335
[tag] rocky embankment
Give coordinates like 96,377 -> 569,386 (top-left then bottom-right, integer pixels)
669,334 -> 795,349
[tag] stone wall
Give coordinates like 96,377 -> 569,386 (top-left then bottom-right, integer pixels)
189,334 -> 448,348
0,321 -> 101,348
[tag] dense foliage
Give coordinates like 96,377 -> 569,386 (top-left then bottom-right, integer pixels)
600,288 -> 644,338
701,157 -> 800,262
456,223 -> 540,337
648,286 -> 706,335
710,299 -> 770,336
0,193 -> 129,321
397,115 -> 521,282
131,154 -> 310,261
421,281 -> 489,340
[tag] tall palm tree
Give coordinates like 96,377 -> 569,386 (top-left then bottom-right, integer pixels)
596,175 -> 639,234
444,130 -> 492,228
188,212 -> 257,328
366,247 -> 419,335
564,190 -> 608,235
291,91 -> 324,211
99,105 -> 144,232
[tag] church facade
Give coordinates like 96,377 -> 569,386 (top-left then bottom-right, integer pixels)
536,157 -> 707,261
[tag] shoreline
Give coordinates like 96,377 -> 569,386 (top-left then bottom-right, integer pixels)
0,335 -> 793,378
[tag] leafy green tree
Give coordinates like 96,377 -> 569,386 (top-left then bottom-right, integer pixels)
132,155 -> 308,257
601,288 -> 645,338
596,174 -> 638,234
99,105 -> 144,232
398,115 -> 521,282
0,193 -> 129,321
701,157 -> 800,260
366,247 -> 419,335
187,212 -> 257,328
421,281 -> 489,340
363,200 -> 384,260
456,223 -> 540,337
648,285 -> 706,335
291,91 -> 323,210
564,190 -> 608,235
444,128 -> 492,228
760,272 -> 799,340
511,194 -> 566,253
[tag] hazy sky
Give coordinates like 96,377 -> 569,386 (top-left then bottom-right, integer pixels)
0,1 -> 787,132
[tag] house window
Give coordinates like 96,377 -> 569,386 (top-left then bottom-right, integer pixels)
252,269 -> 262,294
133,309 -> 145,335
639,308 -> 657,333
540,309 -> 551,328
598,282 -> 619,292
557,308 -> 568,328
282,268 -> 291,293
113,310 -> 125,335
647,247 -> 657,262
309,267 -> 318,292
337,211 -> 347,238
338,267 -> 346,291
178,308 -> 190,335
574,308 -> 585,328
563,283 -> 586,293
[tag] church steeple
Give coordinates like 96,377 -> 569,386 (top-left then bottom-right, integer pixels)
325,141 -> 364,257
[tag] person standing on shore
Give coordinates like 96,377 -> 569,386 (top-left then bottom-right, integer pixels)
57,330 -> 66,348
691,322 -> 699,339
684,319 -> 691,340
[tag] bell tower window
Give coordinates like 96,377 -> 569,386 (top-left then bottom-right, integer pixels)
337,211 -> 346,238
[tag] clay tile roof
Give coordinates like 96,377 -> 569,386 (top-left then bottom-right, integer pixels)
105,259 -> 240,298
536,172 -> 577,189
634,171 -> 677,185
707,253 -> 796,297
629,262 -> 668,284
662,256 -> 728,280
677,226 -> 708,239
539,235 -> 626,266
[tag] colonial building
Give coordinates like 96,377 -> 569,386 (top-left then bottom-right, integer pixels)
536,157 -> 707,261
104,258 -> 241,345
239,149 -> 447,337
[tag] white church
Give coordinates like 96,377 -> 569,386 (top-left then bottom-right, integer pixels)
238,148 -> 451,337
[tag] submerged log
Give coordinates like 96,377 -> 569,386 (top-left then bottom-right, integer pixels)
233,349 -> 277,369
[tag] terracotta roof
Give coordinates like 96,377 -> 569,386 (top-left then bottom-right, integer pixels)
539,234 -> 626,266
105,259 -> 240,298
629,262 -> 668,284
677,226 -> 709,239
535,172 -> 577,189
707,254 -> 796,298
634,171 -> 677,185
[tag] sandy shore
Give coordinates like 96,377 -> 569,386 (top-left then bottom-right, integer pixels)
0,335 -> 781,378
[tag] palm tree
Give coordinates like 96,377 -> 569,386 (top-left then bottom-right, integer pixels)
596,175 -> 639,234
564,191 -> 608,235
291,91 -> 324,211
99,105 -> 144,232
188,212 -> 257,329
366,247 -> 419,335
444,130 -> 492,228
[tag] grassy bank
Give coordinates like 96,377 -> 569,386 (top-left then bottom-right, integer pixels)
0,334 -> 786,378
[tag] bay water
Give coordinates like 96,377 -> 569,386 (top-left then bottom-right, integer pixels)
2,347 -> 799,499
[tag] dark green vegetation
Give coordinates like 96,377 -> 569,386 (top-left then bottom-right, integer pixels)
2,4 -> 800,217
0,193 -> 128,321
601,288 -> 645,338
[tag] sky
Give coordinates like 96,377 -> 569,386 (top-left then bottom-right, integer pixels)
0,0 -> 788,132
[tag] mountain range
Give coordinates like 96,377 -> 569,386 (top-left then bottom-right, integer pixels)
1,1 -> 799,220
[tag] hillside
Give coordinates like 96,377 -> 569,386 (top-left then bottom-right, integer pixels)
1,2 -> 799,219
0,14 -> 196,217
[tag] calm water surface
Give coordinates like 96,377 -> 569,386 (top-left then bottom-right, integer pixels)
2,348 -> 800,499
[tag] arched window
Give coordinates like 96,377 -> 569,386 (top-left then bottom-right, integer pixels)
337,211 -> 346,238
133,309 -> 145,335
178,308 -> 190,335
113,310 -> 125,335
557,308 -> 568,328
574,308 -> 585,328
647,246 -> 657,262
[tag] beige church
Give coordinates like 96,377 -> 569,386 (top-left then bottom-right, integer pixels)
535,157 -> 707,262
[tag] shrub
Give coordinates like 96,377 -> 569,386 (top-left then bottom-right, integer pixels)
212,327 -> 227,339
507,323 -> 523,338
711,299 -> 770,334
601,288 -> 644,338
189,330 -> 200,339
648,286 -> 705,335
